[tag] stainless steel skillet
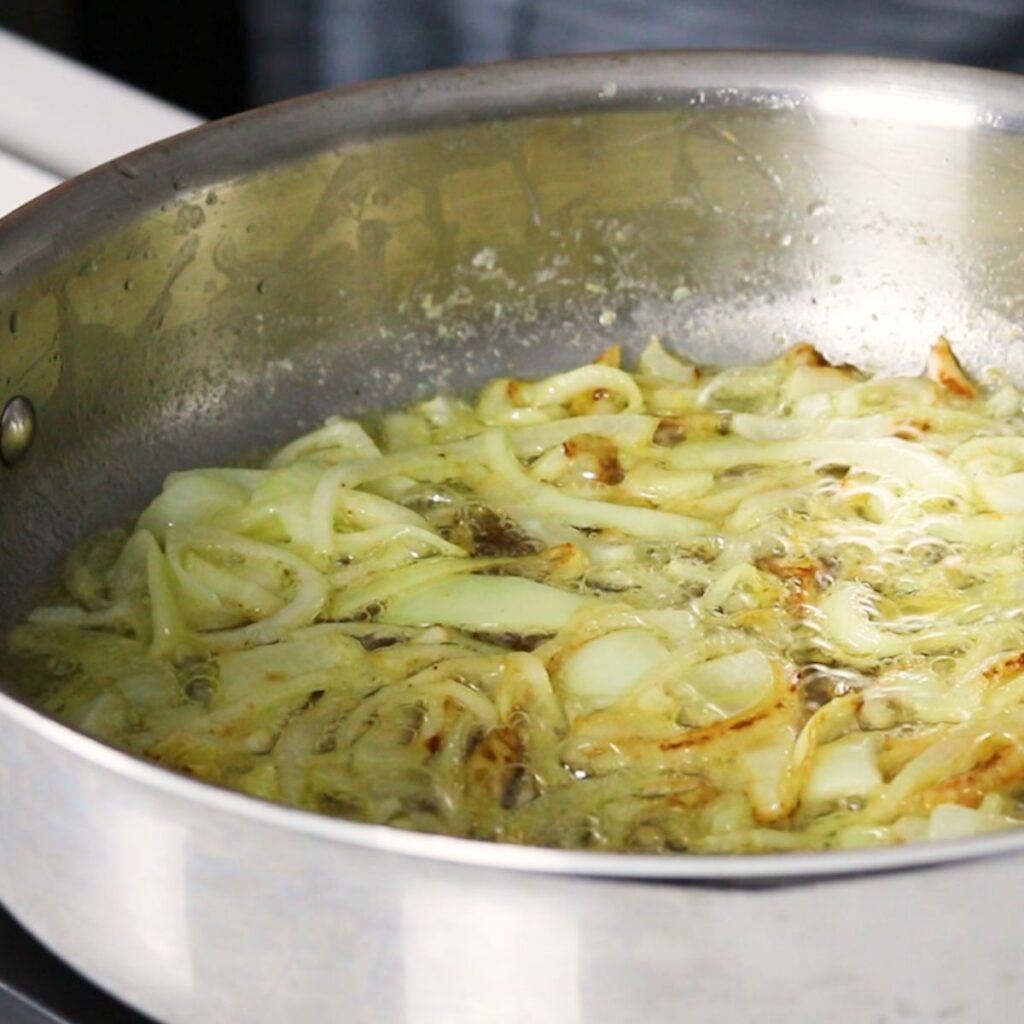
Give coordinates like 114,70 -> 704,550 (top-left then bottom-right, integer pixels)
2,51 -> 1024,1023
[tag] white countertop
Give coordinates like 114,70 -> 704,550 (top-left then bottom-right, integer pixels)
0,28 -> 201,216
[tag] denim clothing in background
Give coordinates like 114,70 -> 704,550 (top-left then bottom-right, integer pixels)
246,0 -> 1024,104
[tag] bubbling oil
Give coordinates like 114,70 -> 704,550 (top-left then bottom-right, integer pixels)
5,337 -> 1024,853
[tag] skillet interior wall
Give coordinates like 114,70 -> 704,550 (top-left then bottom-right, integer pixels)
3,92 -> 1024,630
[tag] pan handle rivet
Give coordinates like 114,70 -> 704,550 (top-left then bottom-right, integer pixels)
1,396 -> 36,467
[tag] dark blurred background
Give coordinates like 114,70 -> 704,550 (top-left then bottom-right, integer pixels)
0,0 -> 248,118
4,0 -> 1024,120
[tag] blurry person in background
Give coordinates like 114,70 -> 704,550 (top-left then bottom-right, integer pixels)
2,0 -> 1024,118
246,0 -> 1024,105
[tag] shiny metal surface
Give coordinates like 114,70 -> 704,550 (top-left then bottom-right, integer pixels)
5,691 -> 1024,1024
3,51 -> 1024,1021
0,396 -> 34,467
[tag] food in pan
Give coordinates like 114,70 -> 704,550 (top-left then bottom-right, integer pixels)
5,336 -> 1024,853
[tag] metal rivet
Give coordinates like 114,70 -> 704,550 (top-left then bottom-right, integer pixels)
1,396 -> 35,467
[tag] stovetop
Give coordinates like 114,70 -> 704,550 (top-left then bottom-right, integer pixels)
0,907 -> 153,1024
